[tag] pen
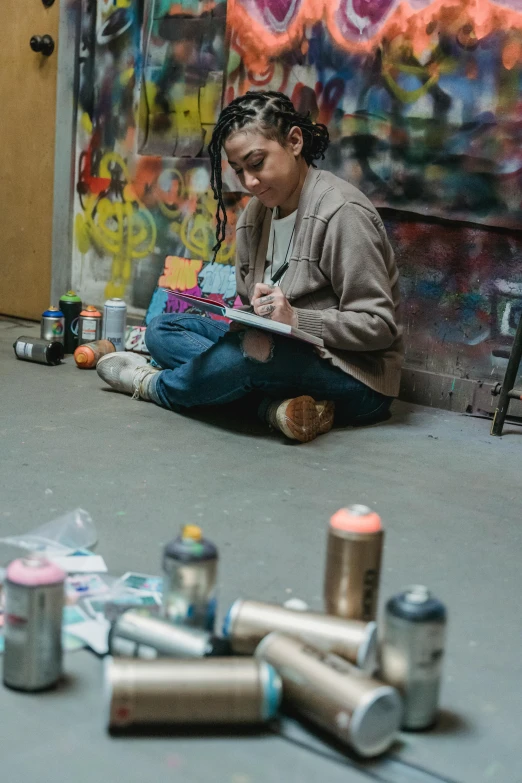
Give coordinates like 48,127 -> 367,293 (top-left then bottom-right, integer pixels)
270,260 -> 289,286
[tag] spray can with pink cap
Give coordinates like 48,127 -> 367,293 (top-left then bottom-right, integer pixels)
3,556 -> 66,691
324,505 -> 384,623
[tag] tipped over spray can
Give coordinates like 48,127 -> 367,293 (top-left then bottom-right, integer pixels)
59,291 -> 82,353
223,599 -> 378,673
13,336 -> 64,365
256,633 -> 402,758
74,339 -> 115,369
324,505 -> 384,622
102,298 -> 127,351
380,585 -> 447,730
41,307 -> 65,344
77,306 -> 102,345
108,609 -> 230,659
162,525 -> 218,631
3,556 -> 66,692
105,657 -> 282,729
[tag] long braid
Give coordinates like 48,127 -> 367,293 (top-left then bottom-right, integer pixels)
208,91 -> 329,260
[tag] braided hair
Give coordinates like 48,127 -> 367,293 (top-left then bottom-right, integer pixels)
208,91 -> 329,259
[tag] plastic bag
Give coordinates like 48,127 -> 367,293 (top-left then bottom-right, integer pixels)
0,508 -> 98,554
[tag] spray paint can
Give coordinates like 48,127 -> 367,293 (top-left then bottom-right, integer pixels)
77,306 -> 102,345
102,298 -> 127,351
74,339 -> 115,369
223,599 -> 377,674
3,556 -> 66,691
13,335 -> 64,366
380,585 -> 447,730
324,505 -> 384,622
256,633 -> 402,758
162,525 -> 218,631
108,609 -> 230,659
105,657 -> 282,729
40,306 -> 65,344
59,290 -> 82,353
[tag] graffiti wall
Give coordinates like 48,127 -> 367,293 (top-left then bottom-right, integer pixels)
227,0 -> 522,228
71,0 -> 238,312
71,0 -> 522,387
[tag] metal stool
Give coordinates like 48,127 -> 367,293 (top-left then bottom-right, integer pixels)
491,311 -> 522,435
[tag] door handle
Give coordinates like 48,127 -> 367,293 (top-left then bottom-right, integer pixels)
30,34 -> 55,56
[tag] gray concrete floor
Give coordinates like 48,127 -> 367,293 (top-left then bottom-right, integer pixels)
0,316 -> 521,783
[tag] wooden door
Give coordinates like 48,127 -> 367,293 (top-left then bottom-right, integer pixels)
0,0 -> 59,319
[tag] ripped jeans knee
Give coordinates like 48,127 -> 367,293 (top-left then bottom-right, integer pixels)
239,329 -> 274,363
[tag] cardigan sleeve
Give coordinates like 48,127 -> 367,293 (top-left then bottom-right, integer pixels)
294,203 -> 399,352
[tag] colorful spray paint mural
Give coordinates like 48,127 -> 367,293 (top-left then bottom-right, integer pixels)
72,0 -> 238,312
71,0 -> 522,385
227,0 -> 522,228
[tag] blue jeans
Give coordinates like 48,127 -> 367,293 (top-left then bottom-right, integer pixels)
145,314 -> 393,427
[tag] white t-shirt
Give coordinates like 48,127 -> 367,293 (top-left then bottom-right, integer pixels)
262,208 -> 297,286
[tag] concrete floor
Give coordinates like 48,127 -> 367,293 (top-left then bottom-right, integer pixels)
0,316 -> 521,783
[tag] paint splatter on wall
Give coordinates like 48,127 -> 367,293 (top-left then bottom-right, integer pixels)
71,0 -> 522,386
227,0 -> 522,228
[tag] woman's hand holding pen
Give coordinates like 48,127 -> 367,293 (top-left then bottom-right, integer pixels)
252,283 -> 297,326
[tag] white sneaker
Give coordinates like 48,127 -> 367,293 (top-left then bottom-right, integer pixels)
96,352 -> 160,400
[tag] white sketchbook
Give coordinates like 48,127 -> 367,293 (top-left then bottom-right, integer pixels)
164,290 -> 324,347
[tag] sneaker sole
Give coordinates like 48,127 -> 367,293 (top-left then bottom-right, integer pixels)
316,400 -> 335,435
276,395 -> 320,443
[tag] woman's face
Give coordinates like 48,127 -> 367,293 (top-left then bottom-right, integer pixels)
224,127 -> 305,212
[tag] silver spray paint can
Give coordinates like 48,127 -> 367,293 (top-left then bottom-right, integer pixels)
223,598 -> 378,674
255,633 -> 402,758
102,298 -> 127,351
108,609 -> 230,659
105,657 -> 282,729
380,585 -> 447,730
3,556 -> 66,691
162,525 -> 218,631
40,307 -> 65,344
13,336 -> 64,365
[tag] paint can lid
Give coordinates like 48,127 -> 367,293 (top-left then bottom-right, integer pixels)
74,346 -> 94,365
104,298 -> 126,308
349,684 -> 402,757
330,505 -> 382,534
6,555 -> 66,586
163,528 -> 218,564
356,621 -> 378,674
80,306 -> 101,317
47,341 -> 65,363
182,524 -> 202,542
259,661 -> 283,720
42,307 -> 64,317
386,586 -> 447,622
60,291 -> 82,302
222,599 -> 242,638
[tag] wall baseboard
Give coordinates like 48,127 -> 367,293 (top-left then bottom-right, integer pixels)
399,367 -> 522,419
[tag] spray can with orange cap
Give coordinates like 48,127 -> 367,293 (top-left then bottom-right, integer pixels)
77,306 -> 103,345
162,525 -> 218,631
74,339 -> 115,369
324,505 -> 384,622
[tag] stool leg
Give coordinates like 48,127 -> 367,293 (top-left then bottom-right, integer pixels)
491,311 -> 522,435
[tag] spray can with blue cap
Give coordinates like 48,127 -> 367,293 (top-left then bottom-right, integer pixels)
162,525 -> 218,631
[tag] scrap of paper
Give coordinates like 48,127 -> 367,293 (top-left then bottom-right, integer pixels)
66,574 -> 109,600
115,572 -> 163,593
83,592 -> 161,620
49,550 -> 108,573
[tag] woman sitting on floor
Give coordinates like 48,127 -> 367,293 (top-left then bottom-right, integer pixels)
97,90 -> 403,443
